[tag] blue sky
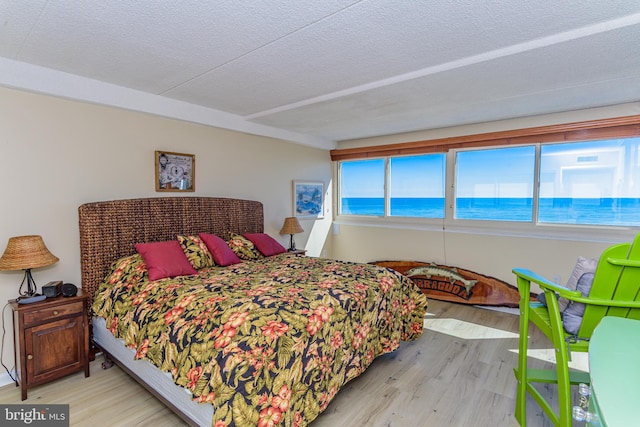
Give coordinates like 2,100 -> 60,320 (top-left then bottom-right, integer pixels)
456,146 -> 535,198
341,155 -> 445,198
340,139 -> 640,199
341,159 -> 385,197
390,155 -> 445,197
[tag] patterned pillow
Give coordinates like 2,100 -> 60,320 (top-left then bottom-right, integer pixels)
104,253 -> 148,286
227,233 -> 263,260
177,235 -> 215,269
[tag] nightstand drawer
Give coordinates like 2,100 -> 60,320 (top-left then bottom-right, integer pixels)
23,301 -> 83,326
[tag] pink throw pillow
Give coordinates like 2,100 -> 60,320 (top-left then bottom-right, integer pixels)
243,233 -> 287,257
199,233 -> 241,266
135,240 -> 197,281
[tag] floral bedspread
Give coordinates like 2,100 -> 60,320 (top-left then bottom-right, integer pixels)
92,253 -> 427,427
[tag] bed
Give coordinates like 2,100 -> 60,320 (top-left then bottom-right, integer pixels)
79,197 -> 427,427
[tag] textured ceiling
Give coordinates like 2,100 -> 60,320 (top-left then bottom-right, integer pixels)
1,1 -> 640,150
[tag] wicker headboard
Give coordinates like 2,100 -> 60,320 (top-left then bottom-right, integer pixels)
78,197 -> 264,300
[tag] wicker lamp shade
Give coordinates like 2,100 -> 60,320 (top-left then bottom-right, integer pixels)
279,217 -> 304,235
0,235 -> 59,271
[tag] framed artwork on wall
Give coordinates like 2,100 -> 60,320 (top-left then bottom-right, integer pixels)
293,181 -> 324,218
155,151 -> 195,192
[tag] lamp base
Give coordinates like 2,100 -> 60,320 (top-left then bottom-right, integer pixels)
19,269 -> 39,297
288,234 -> 297,251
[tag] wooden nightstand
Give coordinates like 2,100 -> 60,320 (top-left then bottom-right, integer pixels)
289,249 -> 306,255
10,292 -> 90,400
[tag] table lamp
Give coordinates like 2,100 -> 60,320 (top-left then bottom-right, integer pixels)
279,217 -> 304,251
0,235 -> 59,298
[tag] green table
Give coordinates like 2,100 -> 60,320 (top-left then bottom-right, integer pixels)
588,316 -> 640,426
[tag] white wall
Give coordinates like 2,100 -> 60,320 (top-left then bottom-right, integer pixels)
331,225 -> 614,287
0,86 -> 333,382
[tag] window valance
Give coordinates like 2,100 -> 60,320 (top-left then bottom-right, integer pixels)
330,114 -> 640,161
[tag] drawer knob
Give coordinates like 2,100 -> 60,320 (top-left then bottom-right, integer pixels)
53,310 -> 59,315
27,355 -> 33,360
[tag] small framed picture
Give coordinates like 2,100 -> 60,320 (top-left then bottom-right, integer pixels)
293,181 -> 324,218
155,151 -> 195,192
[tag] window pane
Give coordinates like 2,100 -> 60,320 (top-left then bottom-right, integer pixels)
340,159 -> 385,215
455,146 -> 535,221
389,154 -> 445,218
539,138 -> 640,226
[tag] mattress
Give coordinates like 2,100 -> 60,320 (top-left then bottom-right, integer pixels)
92,253 -> 428,426
92,316 -> 214,426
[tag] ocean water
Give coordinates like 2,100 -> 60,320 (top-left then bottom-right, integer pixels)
341,197 -> 640,226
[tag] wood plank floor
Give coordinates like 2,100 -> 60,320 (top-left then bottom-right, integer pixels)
0,300 -> 587,426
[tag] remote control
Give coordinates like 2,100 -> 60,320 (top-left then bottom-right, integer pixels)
17,294 -> 47,304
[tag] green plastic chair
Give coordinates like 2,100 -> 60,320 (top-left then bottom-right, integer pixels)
513,233 -> 640,426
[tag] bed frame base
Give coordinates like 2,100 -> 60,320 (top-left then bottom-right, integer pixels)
95,344 -> 199,427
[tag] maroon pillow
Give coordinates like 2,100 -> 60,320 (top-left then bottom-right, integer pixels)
134,240 -> 197,281
243,233 -> 287,257
199,233 -> 241,266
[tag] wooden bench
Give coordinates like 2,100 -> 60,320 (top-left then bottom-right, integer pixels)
513,233 -> 640,426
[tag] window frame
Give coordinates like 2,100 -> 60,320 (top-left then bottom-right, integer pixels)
338,157 -> 386,216
334,115 -> 640,242
338,153 -> 447,219
453,144 -> 537,222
